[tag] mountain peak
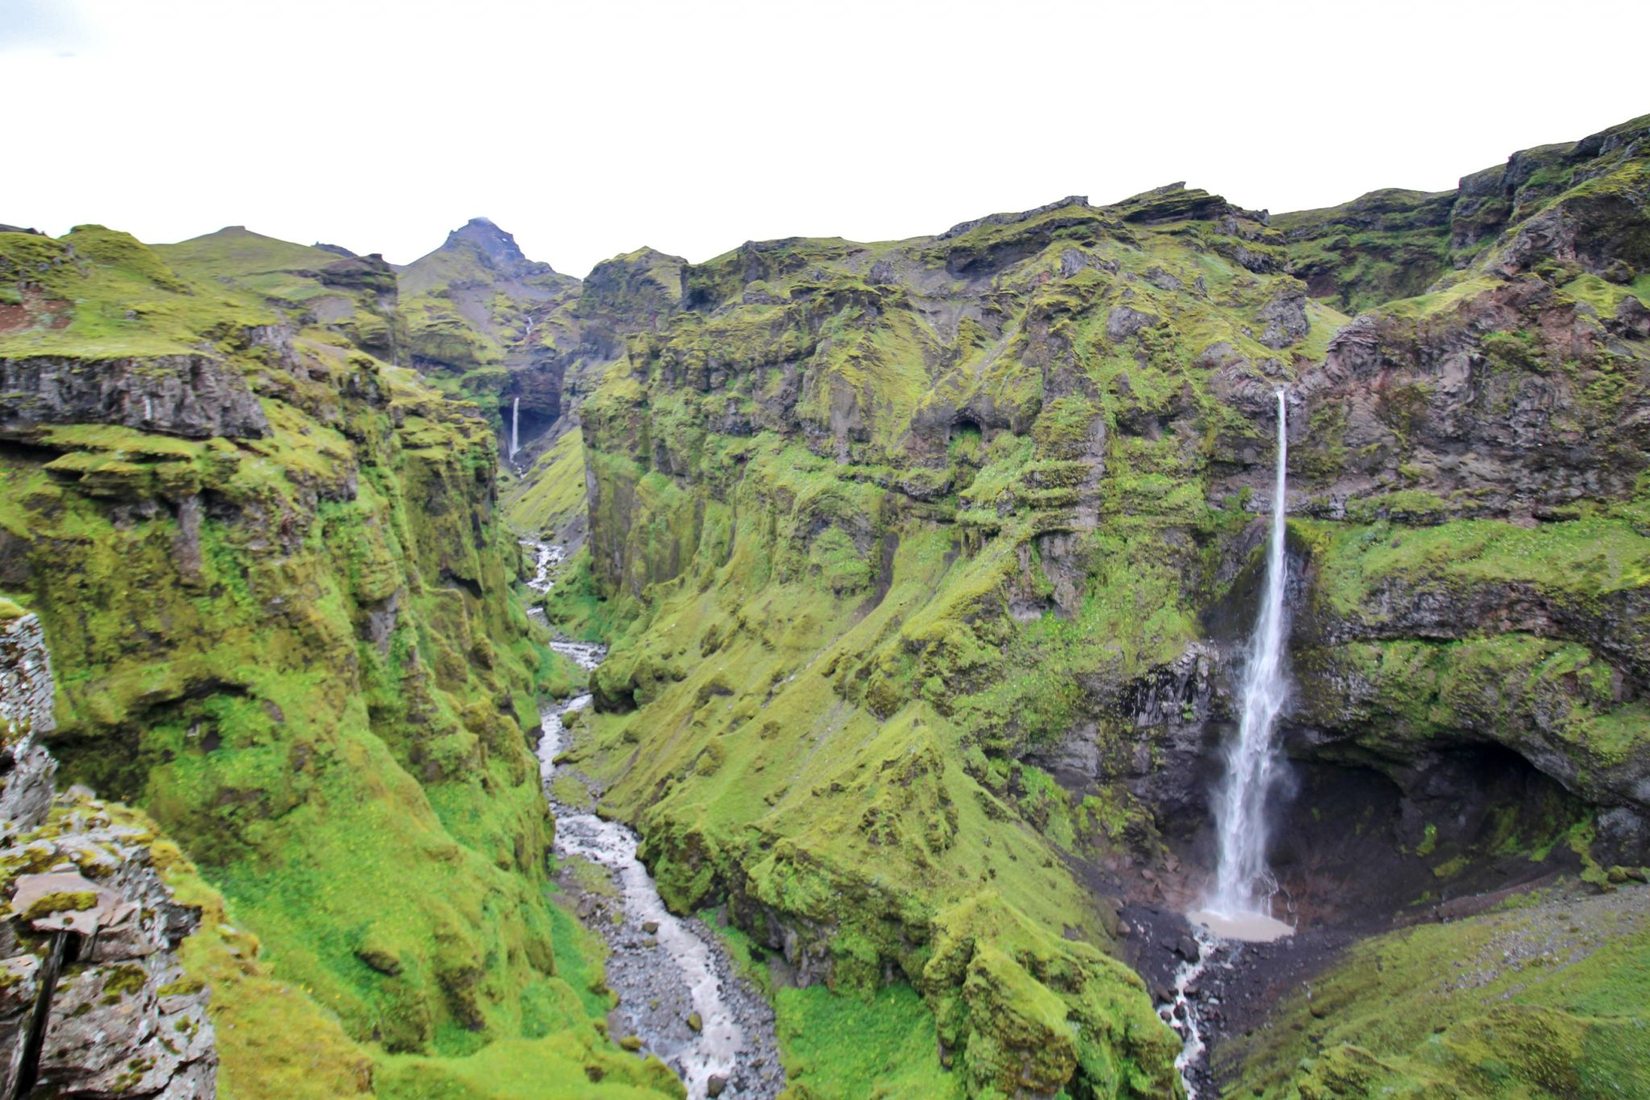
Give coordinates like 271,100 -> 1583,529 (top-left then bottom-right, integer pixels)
440,217 -> 553,276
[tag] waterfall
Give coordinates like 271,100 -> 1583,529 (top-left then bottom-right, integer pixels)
510,397 -> 520,459
1199,390 -> 1294,937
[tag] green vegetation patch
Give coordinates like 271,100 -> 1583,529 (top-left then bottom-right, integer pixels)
1225,884 -> 1650,1098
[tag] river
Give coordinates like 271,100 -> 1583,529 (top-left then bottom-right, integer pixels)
527,543 -> 783,1099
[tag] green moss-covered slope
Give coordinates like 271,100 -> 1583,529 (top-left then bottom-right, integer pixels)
1224,882 -> 1650,1098
1276,112 -> 1650,313
502,426 -> 589,542
562,186 -> 1330,1096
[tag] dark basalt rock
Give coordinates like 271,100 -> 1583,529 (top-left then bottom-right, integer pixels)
1106,305 -> 1158,343
0,354 -> 270,440
938,195 -> 1091,240
317,253 -> 398,294
1257,282 -> 1310,348
442,216 -> 556,278
1118,184 -> 1239,225
0,615 -> 55,835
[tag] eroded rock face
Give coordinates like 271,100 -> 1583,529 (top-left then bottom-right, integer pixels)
1246,140 -> 1650,861
0,613 -> 218,1098
0,354 -> 269,440
1257,282 -> 1310,349
0,614 -> 56,835
1277,278 -> 1650,519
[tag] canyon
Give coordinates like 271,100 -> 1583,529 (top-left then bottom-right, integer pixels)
0,110 -> 1646,1098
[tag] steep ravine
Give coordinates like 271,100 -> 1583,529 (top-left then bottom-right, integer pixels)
0,226 -> 683,1098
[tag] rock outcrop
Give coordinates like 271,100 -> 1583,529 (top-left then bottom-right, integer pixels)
0,611 -> 217,1098
0,612 -> 56,835
0,354 -> 270,440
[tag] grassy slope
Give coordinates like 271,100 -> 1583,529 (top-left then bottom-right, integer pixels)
0,228 -> 678,1096
502,427 -> 588,538
707,915 -> 959,1099
1223,884 -> 1650,1098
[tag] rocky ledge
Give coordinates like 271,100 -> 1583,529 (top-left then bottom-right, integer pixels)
0,611 -> 218,1098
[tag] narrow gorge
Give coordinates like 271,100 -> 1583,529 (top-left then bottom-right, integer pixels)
0,106 -> 1647,1100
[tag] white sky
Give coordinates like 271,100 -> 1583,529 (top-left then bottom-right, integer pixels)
4,0 -> 1647,277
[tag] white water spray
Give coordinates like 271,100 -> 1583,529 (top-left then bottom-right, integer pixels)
510,397 -> 520,460
1200,390 -> 1294,935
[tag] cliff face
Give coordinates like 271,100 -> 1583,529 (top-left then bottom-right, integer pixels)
1275,113 -> 1650,313
0,611 -> 56,831
1278,115 -> 1650,867
555,187 -> 1327,1095
524,114 -> 1650,1096
0,227 -> 680,1097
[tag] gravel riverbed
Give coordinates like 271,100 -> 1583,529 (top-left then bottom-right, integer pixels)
532,602 -> 784,1100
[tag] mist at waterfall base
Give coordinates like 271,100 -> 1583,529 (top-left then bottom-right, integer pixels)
1189,390 -> 1296,944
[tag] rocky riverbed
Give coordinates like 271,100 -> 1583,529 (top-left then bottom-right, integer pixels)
1125,903 -> 1366,1098
532,576 -> 784,1100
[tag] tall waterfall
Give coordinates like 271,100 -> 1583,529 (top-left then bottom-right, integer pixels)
510,397 -> 520,459
1203,390 -> 1293,932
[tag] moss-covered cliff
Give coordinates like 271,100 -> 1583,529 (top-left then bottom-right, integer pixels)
0,225 -> 679,1097
526,114 -> 1650,1097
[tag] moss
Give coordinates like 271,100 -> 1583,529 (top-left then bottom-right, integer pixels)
775,982 -> 962,1099
375,1036 -> 683,1099
1271,187 -> 1458,312
156,975 -> 207,997
1308,514 -> 1650,618
553,443 -> 1189,1085
552,181 -> 1397,1096
501,429 -> 587,539
19,889 -> 97,921
100,963 -> 150,1001
1030,396 -> 1100,459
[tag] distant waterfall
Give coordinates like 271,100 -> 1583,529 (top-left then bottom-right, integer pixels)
1208,391 -> 1292,920
510,397 -> 520,459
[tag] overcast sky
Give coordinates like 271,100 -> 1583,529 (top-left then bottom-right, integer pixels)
4,0 -> 1646,276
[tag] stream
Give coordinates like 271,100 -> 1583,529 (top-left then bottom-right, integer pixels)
527,542 -> 784,1099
